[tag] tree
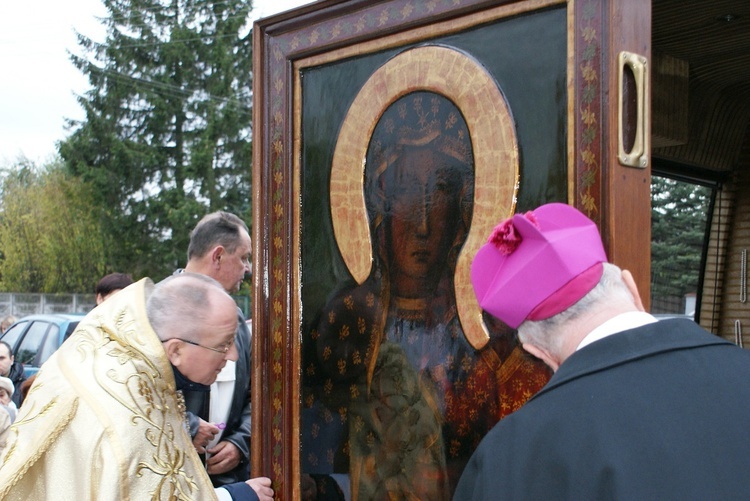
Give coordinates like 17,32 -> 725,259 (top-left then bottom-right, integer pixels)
59,0 -> 254,280
0,160 -> 108,293
651,176 -> 712,310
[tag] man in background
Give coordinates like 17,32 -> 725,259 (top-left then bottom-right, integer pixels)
0,341 -> 25,407
455,202 -> 750,499
180,211 -> 253,487
95,272 -> 134,305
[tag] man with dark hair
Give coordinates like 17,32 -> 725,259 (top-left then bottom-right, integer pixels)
179,211 -> 253,488
455,203 -> 750,499
95,272 -> 134,305
0,341 -> 25,407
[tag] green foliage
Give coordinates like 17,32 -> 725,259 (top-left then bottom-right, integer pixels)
0,160 -> 108,293
59,0 -> 254,280
650,176 -> 712,304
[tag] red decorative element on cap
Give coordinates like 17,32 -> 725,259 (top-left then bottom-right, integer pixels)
488,211 -> 539,255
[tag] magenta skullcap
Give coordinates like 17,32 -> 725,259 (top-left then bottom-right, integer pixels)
471,203 -> 608,329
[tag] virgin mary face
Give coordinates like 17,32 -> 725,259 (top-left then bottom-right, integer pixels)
386,146 -> 464,298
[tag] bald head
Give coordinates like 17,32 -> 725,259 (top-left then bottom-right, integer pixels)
147,273 -> 237,343
149,273 -> 240,385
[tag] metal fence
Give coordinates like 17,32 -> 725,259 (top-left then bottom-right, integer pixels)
0,293 -> 96,317
0,292 -> 251,319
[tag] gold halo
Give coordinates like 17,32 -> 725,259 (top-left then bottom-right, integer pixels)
329,45 -> 518,350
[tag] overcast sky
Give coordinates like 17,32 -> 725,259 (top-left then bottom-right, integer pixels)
0,0 -> 312,165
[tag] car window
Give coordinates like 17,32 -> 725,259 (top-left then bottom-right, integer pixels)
38,324 -> 61,366
16,321 -> 52,367
63,321 -> 80,341
0,321 -> 29,349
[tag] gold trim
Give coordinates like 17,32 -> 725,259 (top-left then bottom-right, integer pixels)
328,45 -> 519,350
296,0 -> 567,71
0,396 -> 79,496
478,344 -> 529,385
292,67 -> 304,501
495,346 -> 530,385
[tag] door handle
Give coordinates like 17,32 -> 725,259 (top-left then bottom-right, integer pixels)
618,51 -> 649,168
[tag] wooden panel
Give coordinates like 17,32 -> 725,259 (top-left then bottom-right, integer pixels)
652,51 -> 689,148
600,0 -> 652,307
654,85 -> 750,171
651,0 -> 750,173
652,0 -> 750,94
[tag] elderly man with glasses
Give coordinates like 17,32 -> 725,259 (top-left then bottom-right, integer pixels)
0,273 -> 272,500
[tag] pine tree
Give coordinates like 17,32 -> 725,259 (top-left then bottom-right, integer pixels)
650,176 -> 712,312
60,0 -> 254,279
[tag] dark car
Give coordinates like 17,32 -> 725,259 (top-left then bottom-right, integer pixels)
0,313 -> 86,378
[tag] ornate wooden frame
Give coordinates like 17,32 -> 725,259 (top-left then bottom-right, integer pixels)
252,0 -> 649,498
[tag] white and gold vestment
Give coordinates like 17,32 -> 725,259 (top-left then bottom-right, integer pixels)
0,279 -> 218,500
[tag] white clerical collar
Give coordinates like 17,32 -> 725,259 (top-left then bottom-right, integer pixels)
576,311 -> 658,351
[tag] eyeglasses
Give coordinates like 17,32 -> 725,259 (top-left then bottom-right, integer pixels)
164,338 -> 231,354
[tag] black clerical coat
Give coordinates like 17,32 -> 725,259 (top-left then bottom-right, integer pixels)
455,319 -> 750,500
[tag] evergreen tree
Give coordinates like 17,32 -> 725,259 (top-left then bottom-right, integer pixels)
60,0 -> 254,280
650,176 -> 712,311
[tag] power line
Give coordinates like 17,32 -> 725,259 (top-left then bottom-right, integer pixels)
79,66 -> 253,115
77,29 -> 251,51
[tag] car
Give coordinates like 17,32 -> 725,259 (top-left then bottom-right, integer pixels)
0,313 -> 86,378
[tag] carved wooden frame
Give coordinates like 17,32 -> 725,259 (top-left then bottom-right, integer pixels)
250,0 -> 626,498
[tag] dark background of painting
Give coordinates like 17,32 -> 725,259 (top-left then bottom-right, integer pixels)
300,6 -> 567,333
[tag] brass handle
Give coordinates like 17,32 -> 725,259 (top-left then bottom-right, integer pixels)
618,51 -> 649,168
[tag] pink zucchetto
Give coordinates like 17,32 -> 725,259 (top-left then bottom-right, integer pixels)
470,202 -> 608,329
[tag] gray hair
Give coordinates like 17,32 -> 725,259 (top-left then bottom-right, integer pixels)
187,211 -> 249,261
147,272 -> 228,342
517,263 -> 636,353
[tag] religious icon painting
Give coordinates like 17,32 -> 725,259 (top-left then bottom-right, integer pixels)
254,1 -> 573,498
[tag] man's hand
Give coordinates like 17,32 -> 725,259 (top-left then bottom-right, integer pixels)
246,476 -> 274,501
192,418 -> 219,454
206,440 -> 241,475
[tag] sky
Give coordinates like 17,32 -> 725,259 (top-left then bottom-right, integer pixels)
0,0 -> 312,166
